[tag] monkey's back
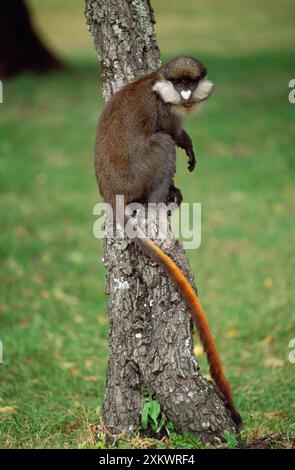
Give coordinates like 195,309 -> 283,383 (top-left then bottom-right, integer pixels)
95,73 -> 160,206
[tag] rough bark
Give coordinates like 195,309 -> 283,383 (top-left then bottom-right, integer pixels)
0,0 -> 63,78
85,0 -> 160,101
85,0 -> 238,444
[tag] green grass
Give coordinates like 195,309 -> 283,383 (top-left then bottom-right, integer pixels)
0,0 -> 295,448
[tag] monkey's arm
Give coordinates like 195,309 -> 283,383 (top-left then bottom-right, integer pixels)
174,130 -> 196,172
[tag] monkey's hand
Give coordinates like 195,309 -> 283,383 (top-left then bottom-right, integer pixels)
186,146 -> 196,172
175,130 -> 196,172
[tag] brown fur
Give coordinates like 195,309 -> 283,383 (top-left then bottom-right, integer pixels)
163,56 -> 207,81
95,72 -> 185,208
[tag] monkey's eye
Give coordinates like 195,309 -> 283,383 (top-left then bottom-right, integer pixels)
172,78 -> 198,90
171,79 -> 186,89
188,79 -> 199,88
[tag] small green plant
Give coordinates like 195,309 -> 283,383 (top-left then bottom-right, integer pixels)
168,431 -> 203,449
80,431 -> 107,449
223,430 -> 238,449
140,396 -> 203,449
141,397 -> 166,433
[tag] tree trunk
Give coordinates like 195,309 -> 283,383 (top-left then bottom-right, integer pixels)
0,0 -> 63,78
85,0 -> 238,444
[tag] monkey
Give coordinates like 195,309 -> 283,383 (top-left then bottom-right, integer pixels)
94,56 -> 242,427
96,56 -> 212,209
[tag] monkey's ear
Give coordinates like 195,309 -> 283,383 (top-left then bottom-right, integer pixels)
193,79 -> 214,101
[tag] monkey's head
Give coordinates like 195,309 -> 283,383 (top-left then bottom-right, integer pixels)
153,56 -> 214,111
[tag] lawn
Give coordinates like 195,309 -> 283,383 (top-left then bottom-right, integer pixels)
0,0 -> 294,448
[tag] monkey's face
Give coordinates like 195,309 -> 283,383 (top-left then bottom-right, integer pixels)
169,75 -> 214,108
169,76 -> 199,103
153,56 -> 214,111
153,75 -> 214,111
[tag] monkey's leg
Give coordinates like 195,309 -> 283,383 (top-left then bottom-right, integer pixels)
175,130 -> 196,172
147,134 -> 176,204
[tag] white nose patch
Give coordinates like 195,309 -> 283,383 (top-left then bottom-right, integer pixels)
180,90 -> 191,100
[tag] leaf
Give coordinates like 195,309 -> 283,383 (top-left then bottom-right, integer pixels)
149,400 -> 161,427
264,278 -> 273,289
0,406 -> 16,415
264,357 -> 284,368
194,344 -> 203,357
85,375 -> 98,382
203,374 -> 212,381
84,359 -> 94,369
141,401 -> 150,430
260,335 -> 273,345
60,361 -> 75,369
166,421 -> 174,432
70,367 -> 80,377
41,289 -> 50,299
225,329 -> 239,338
264,411 -> 286,419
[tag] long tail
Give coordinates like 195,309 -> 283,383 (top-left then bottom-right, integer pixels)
138,235 -> 242,427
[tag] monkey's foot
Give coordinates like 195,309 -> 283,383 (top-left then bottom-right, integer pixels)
166,185 -> 183,207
